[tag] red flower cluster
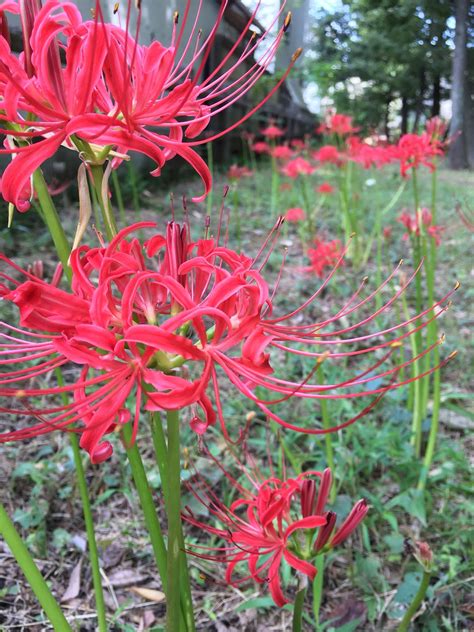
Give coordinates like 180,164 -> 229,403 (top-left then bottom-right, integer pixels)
251,141 -> 271,154
285,207 -> 306,222
227,165 -> 254,181
281,156 -> 315,178
398,208 -> 444,245
317,112 -> 358,137
395,133 -> 444,178
271,145 -> 294,160
305,238 -> 343,278
317,182 -> 334,195
0,0 -> 294,210
185,465 -> 367,606
0,221 -> 454,462
261,123 -> 285,139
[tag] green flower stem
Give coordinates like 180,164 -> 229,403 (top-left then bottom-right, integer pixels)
292,583 -> 307,632
70,434 -> 108,632
396,570 -> 431,632
166,409 -> 187,632
417,168 -> 441,489
206,142 -> 214,220
122,424 -> 168,589
52,368 -> 107,632
0,503 -> 72,631
127,161 -> 142,221
312,555 -> 325,629
232,186 -> 241,249
411,170 -> 427,458
270,149 -> 279,215
151,415 -> 195,632
32,170 -> 71,281
111,168 -> 127,227
90,164 -> 118,240
317,364 -> 336,502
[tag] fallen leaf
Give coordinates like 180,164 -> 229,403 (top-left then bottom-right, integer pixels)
108,568 -> 147,587
129,586 -> 166,602
61,559 -> 82,602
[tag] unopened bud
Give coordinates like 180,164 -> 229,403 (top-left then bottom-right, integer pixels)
413,540 -> 434,571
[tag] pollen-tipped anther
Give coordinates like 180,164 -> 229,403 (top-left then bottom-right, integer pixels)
284,12 -> 292,32
291,48 -> 303,62
447,350 -> 458,361
113,2 -> 119,14
454,280 -> 460,291
173,11 -> 179,24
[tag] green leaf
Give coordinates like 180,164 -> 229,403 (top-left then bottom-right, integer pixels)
235,596 -> 275,612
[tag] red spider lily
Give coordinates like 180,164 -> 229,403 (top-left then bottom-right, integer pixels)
285,207 -> 305,222
227,165 -> 254,181
290,138 -> 306,150
304,238 -> 344,278
261,123 -> 285,139
184,461 -> 367,606
425,117 -> 448,145
0,0 -> 296,210
346,137 -> 395,170
317,182 -> 334,195
395,133 -> 444,178
251,141 -> 271,154
398,208 -> 444,246
271,145 -> 294,160
312,145 -> 344,166
0,220 -> 456,461
317,112 -> 358,137
281,157 -> 315,178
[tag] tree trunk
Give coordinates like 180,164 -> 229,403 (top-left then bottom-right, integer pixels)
431,74 -> 441,117
412,67 -> 426,132
401,96 -> 409,135
449,0 -> 469,170
465,48 -> 474,168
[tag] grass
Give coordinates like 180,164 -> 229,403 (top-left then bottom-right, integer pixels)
0,158 -> 473,631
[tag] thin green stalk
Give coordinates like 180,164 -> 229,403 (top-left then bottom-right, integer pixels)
151,415 -> 195,632
292,584 -> 307,632
232,186 -> 241,249
401,288 -> 422,455
90,165 -> 117,240
70,434 -> 108,632
166,409 -> 185,632
127,161 -> 141,220
0,503 -> 72,631
111,168 -> 127,227
53,371 -> 107,632
312,555 -> 325,630
32,170 -> 71,280
270,146 -> 279,215
418,348 -> 441,490
317,364 -> 336,502
206,142 -> 214,220
418,167 -> 441,489
396,570 -> 431,632
122,424 -> 168,589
